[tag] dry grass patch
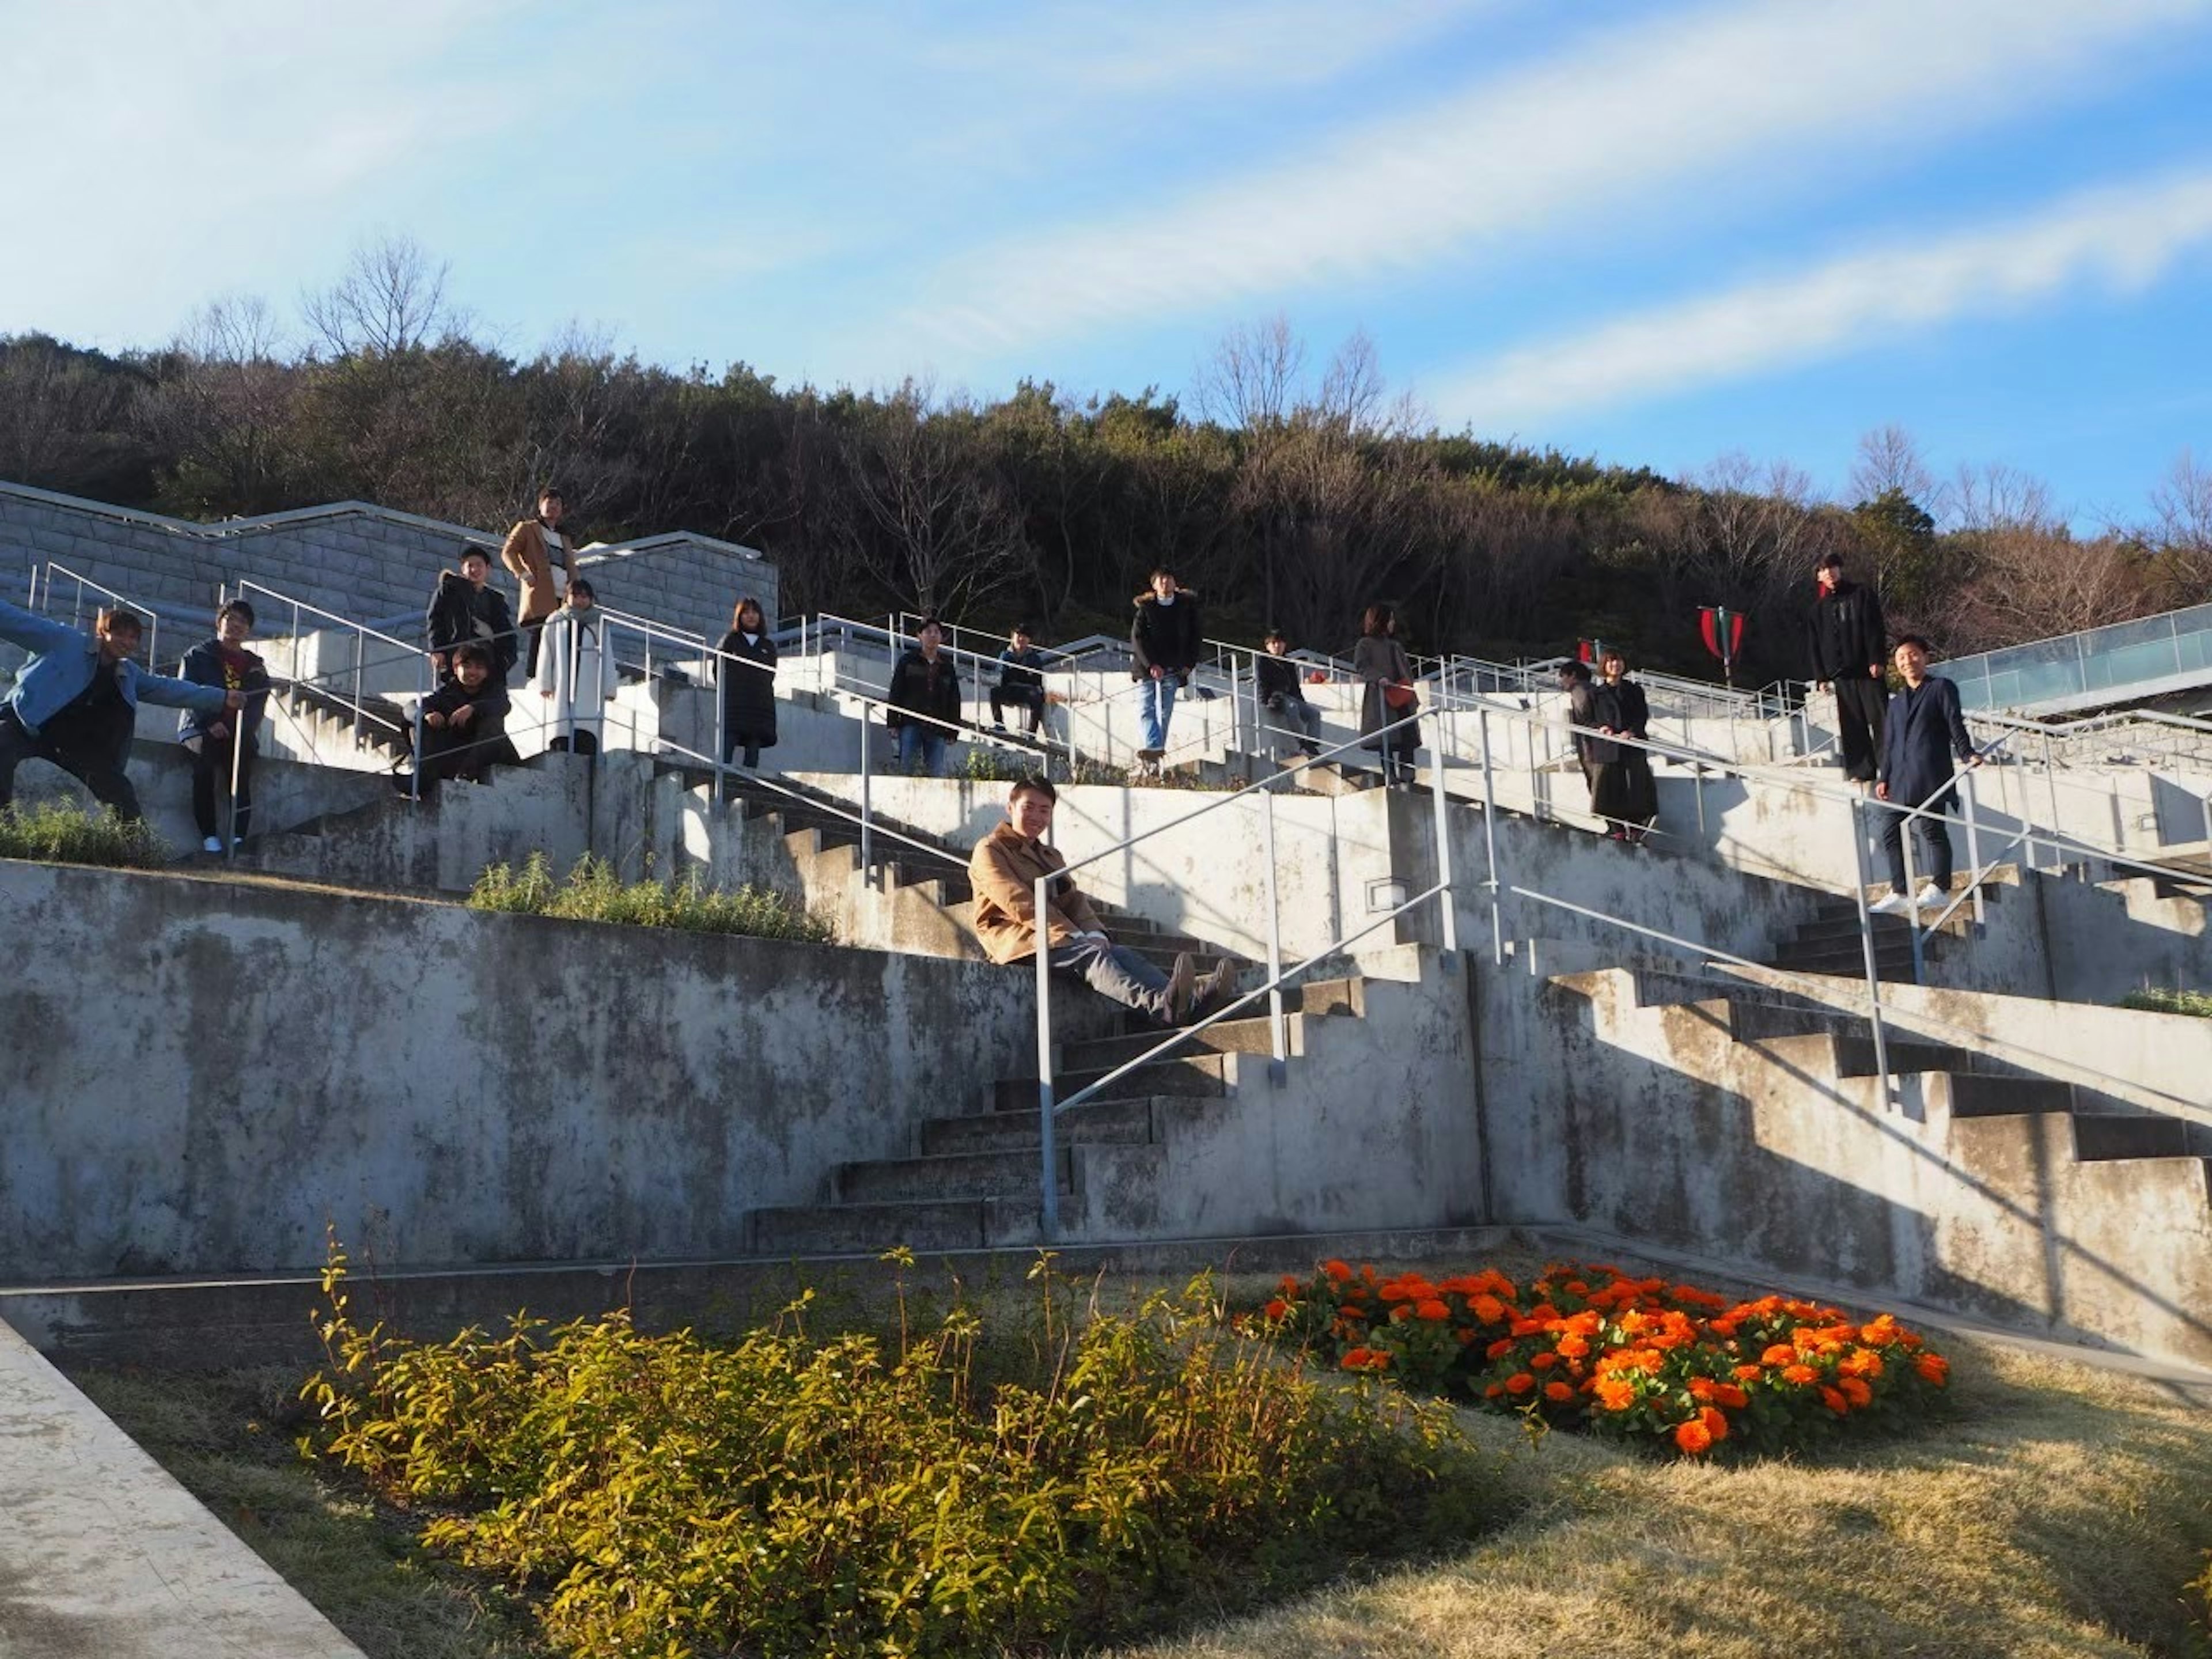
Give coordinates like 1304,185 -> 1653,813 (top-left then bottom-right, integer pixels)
1100,1339 -> 2212,1659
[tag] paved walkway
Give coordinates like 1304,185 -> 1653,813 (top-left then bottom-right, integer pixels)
0,1319 -> 362,1658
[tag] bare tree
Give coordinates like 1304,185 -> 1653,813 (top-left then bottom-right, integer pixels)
139,293 -> 302,513
1195,314 -> 1304,435
1945,460 -> 2056,534
302,233 -> 457,358
1848,423 -> 1938,509
2146,448 -> 2212,599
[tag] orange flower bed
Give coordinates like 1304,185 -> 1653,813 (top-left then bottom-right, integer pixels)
1260,1260 -> 1950,1457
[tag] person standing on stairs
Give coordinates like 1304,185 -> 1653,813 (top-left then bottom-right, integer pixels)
969,775 -> 1236,1025
1588,647 -> 1657,844
177,599 -> 271,852
887,618 -> 964,778
1256,628 -> 1323,757
0,600 -> 240,823
1871,635 -> 1982,915
717,595 -> 778,769
425,547 -> 517,685
500,486 -> 573,680
989,625 -> 1051,738
1556,658 -> 1600,801
533,579 -> 616,756
1130,568 -> 1200,773
1805,551 -> 1888,785
1353,604 -> 1419,789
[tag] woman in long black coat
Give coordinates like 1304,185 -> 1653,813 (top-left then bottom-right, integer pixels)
1353,603 -> 1419,789
1587,647 -> 1657,843
718,595 -> 778,768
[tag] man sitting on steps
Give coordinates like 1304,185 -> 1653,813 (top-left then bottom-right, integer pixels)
968,774 -> 1236,1027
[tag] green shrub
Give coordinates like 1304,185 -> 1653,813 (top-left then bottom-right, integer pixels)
2120,986 -> 2212,1018
302,1245 -> 1502,1658
467,851 -> 833,943
0,800 -> 165,868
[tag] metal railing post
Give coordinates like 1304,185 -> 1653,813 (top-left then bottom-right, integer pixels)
1898,794 -> 1926,984
713,644 -> 728,806
1478,709 -> 1503,965
1963,771 -> 1985,926
225,704 -> 245,857
1427,714 -> 1459,955
2042,732 -> 2060,872
351,630 -> 365,731
1262,784 -> 1287,1067
1035,873 -> 1058,1241
1850,797 -> 1894,1107
411,649 -> 427,802
859,706 -> 874,886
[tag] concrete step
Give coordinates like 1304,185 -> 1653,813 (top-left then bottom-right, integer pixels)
1790,911 -> 1972,946
992,1052 -> 1230,1112
1768,943 -> 1918,976
920,1095 -> 1158,1157
1942,1073 -> 2074,1116
835,1147 -> 1067,1204
1060,1013 -> 1301,1073
2072,1114 -> 2206,1162
1831,1036 -> 1972,1077
750,1196 -> 1040,1256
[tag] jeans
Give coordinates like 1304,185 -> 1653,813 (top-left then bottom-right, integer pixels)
0,711 -> 142,820
1881,789 -> 1955,893
1264,696 -> 1322,751
190,735 -> 256,839
1138,676 -> 1177,752
990,685 -> 1047,734
1048,936 -> 1175,1025
897,724 -> 948,777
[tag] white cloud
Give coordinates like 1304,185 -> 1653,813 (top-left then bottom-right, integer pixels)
1427,168 -> 2212,423
900,0 -> 2210,354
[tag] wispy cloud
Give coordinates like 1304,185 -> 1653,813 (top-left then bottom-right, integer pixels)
900,0 -> 2207,355
1427,168 -> 2212,423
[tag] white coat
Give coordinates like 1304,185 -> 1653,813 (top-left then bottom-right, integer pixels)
532,608 -> 619,744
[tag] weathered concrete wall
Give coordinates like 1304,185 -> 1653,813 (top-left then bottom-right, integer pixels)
0,859 -> 1036,1281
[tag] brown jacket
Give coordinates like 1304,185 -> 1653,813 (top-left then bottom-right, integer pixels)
968,820 -> 1106,964
499,518 -> 571,625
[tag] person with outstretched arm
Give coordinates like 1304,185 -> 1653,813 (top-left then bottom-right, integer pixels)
0,599 -> 239,823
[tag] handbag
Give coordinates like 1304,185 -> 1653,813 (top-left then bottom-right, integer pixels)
1382,681 -> 1419,713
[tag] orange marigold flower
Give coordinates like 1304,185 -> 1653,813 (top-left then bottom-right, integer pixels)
1820,1385 -> 1849,1415
1472,1295 -> 1508,1325
1544,1380 -> 1575,1403
1761,1343 -> 1796,1367
1455,1328 -> 1477,1344
1673,1419 -> 1714,1455
1594,1378 -> 1636,1412
1839,1376 -> 1872,1407
1698,1404 -> 1730,1442
1485,1338 -> 1516,1360
1715,1383 -> 1749,1410
1279,1274 -> 1300,1296
1263,1298 -> 1289,1321
1530,1351 -> 1559,1371
1839,1349 -> 1886,1380
1484,1382 -> 1504,1399
1342,1346 -> 1372,1368
1732,1365 -> 1762,1384
1505,1372 -> 1536,1395
1782,1364 -> 1819,1387
1687,1377 -> 1717,1403
1323,1260 -> 1353,1283
1556,1334 -> 1590,1359
1414,1298 -> 1452,1323
1914,1353 -> 1950,1387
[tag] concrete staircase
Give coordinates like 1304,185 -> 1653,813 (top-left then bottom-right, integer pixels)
1760,872 -> 2014,980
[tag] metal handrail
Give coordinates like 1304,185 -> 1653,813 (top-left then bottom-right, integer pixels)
31,560 -> 165,671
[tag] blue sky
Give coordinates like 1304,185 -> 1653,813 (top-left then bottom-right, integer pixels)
6,0 -> 2211,525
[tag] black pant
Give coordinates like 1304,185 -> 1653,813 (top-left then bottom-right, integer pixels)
723,733 -> 766,768
1831,676 -> 1887,782
0,711 -> 142,820
1881,790 -> 1954,893
522,619 -> 546,679
190,736 -> 256,840
990,685 -> 1047,733
549,731 -> 599,756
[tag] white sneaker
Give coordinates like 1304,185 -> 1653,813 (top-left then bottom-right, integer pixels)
1915,882 -> 1948,909
1869,892 -> 1911,916
201,836 -> 223,855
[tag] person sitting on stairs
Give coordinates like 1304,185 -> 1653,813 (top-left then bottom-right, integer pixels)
968,774 -> 1236,1027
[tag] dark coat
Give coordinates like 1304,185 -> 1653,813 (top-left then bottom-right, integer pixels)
1255,653 -> 1307,707
887,649 -> 963,733
176,639 -> 270,747
1353,634 -> 1416,755
1878,673 -> 1976,806
718,629 -> 779,747
997,646 -> 1050,693
425,571 -> 518,678
1130,592 -> 1202,681
1560,674 -> 1598,767
1584,678 -> 1650,766
421,675 -> 510,730
1805,580 -> 1886,682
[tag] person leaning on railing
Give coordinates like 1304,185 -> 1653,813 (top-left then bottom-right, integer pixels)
1589,646 -> 1657,846
533,580 -> 616,757
1870,635 -> 1981,915
1256,627 -> 1323,757
1353,603 -> 1418,789
967,774 -> 1236,1027
885,618 -> 964,778
177,599 -> 271,852
0,597 -> 240,824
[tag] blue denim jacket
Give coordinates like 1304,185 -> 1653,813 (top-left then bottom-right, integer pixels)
0,597 -> 228,737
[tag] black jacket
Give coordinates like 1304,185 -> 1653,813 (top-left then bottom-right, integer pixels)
425,571 -> 518,678
887,649 -> 963,732
421,676 -> 510,729
176,638 -> 270,746
1878,674 -> 1976,806
1255,653 -> 1308,706
997,646 -> 1049,694
718,629 -> 779,745
1805,580 -> 1886,682
1586,678 -> 1650,766
1130,592 -> 1202,681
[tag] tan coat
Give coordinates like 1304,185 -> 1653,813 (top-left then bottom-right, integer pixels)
968,820 -> 1106,964
499,519 -> 571,625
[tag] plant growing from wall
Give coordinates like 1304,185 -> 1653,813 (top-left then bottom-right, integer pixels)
467,850 -> 834,943
0,800 -> 165,868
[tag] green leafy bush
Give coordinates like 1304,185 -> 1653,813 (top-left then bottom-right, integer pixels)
2120,986 -> 2212,1018
468,851 -> 832,943
0,800 -> 165,867
302,1245 -> 1501,1658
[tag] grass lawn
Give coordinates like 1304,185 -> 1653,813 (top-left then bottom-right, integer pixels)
66,1289 -> 2212,1659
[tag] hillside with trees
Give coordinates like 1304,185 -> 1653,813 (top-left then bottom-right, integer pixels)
3,238 -> 2205,679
